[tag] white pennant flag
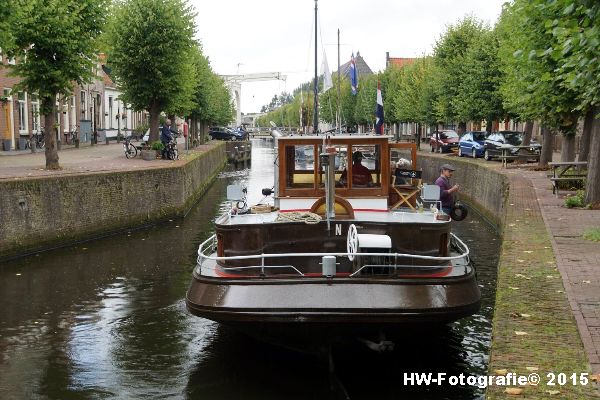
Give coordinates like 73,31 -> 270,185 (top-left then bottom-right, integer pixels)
321,51 -> 333,92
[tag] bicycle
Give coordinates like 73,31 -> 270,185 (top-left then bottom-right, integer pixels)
25,129 -> 45,150
123,136 -> 138,159
65,126 -> 78,145
164,139 -> 178,160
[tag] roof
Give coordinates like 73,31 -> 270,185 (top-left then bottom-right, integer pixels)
336,52 -> 373,78
386,57 -> 417,69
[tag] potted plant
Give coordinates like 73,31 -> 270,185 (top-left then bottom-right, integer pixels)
150,140 -> 165,158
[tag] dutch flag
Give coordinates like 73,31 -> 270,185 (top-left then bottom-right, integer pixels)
350,53 -> 358,95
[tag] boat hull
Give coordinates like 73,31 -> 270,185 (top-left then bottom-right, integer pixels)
185,268 -> 480,328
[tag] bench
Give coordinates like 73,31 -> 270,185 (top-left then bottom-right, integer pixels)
549,177 -> 586,195
548,161 -> 588,196
499,151 -> 540,168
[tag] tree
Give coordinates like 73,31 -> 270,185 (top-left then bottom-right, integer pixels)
453,29 -> 504,132
542,0 -> 600,205
106,0 -> 196,143
433,16 -> 487,133
4,0 -> 108,169
354,74 -> 377,128
497,0 -> 580,165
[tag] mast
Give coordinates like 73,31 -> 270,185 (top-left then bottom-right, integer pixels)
313,0 -> 318,134
337,28 -> 341,133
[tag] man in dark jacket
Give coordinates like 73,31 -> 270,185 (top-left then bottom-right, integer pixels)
161,119 -> 174,159
434,163 -> 459,214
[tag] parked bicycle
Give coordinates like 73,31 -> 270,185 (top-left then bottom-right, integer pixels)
65,126 -> 78,145
25,128 -> 45,150
123,136 -> 138,159
164,139 -> 179,160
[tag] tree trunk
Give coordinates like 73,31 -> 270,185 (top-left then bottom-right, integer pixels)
539,126 -> 554,167
522,121 -> 533,146
584,106 -> 600,207
149,100 -> 160,143
560,134 -> 576,162
43,96 -> 60,169
457,121 -> 466,134
578,108 -> 593,162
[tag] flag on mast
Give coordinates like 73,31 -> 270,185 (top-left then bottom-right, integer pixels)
321,51 -> 333,92
375,80 -> 384,135
350,52 -> 358,95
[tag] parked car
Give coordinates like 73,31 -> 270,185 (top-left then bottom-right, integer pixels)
429,130 -> 459,153
458,131 -> 488,158
483,131 -> 542,161
209,127 -> 244,141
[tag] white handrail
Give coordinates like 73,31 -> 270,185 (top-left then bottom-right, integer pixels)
196,233 -> 469,267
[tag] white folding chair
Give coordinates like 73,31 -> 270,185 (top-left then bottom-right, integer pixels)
419,184 -> 442,211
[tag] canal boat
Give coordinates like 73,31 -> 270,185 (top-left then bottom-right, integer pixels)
185,133 -> 480,345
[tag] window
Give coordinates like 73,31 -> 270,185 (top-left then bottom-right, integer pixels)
473,132 -> 486,141
108,96 -> 113,128
31,94 -> 40,132
18,92 -> 28,133
80,91 -> 87,119
70,96 -> 76,130
285,145 -> 316,188
346,145 -> 381,188
317,144 -> 348,188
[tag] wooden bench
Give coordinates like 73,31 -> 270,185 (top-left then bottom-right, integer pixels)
548,161 -> 588,196
550,177 -> 586,195
499,149 -> 540,168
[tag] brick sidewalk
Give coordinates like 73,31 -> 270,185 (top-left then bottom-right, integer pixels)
526,168 -> 600,374
0,138 -> 207,180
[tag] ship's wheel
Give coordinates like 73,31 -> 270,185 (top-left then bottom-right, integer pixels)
347,224 -> 358,261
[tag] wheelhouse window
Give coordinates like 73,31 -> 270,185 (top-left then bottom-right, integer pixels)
317,144 -> 348,188
284,144 -> 316,188
346,145 -> 381,188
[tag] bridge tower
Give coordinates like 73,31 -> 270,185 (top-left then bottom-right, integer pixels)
220,72 -> 287,126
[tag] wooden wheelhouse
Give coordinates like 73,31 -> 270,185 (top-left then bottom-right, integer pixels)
275,135 -> 419,213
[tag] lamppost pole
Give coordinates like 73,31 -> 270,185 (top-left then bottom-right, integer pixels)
313,0 -> 318,134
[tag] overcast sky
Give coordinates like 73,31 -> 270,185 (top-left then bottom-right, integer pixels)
192,0 -> 507,114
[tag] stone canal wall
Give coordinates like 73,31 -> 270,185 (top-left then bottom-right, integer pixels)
0,144 -> 226,260
417,155 -> 509,229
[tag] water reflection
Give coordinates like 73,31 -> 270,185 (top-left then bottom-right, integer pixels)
0,139 -> 499,399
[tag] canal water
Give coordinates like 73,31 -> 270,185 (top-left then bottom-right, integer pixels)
0,139 -> 500,400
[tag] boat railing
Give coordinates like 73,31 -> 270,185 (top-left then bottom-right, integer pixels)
197,233 -> 470,276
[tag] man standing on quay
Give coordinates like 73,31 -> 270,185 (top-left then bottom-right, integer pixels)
435,164 -> 460,215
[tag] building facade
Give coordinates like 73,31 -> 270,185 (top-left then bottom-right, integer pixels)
0,51 -> 147,151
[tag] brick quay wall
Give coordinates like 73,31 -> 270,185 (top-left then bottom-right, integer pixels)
418,155 -> 596,399
0,143 -> 226,261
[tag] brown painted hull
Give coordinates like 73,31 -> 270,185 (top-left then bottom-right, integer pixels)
185,267 -> 480,329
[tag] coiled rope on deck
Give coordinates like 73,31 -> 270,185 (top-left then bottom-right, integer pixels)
275,211 -> 322,224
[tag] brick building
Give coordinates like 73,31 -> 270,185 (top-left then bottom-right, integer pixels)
0,51 -> 147,151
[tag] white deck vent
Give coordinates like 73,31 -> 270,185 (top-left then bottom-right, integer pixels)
357,234 -> 392,249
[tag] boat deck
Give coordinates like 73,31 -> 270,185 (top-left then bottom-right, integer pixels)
220,209 -> 449,225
